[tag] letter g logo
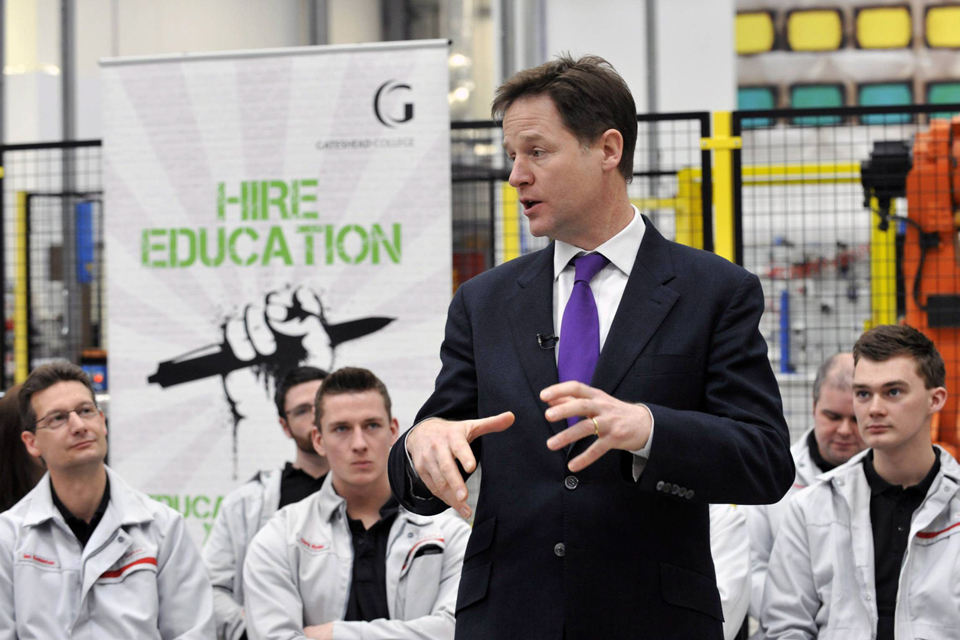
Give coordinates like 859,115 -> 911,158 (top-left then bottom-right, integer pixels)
374,80 -> 414,128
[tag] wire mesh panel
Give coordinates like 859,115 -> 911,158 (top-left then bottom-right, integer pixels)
0,142 -> 104,387
733,104 -> 960,449
632,113 -> 713,252
451,121 -> 509,291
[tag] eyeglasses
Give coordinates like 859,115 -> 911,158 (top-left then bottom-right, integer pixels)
35,402 -> 101,431
285,404 -> 314,421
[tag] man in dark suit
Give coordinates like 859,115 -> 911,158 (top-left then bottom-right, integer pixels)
388,54 -> 794,640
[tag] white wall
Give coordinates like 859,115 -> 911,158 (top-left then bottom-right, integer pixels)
543,0 -> 734,114
71,0 -> 310,140
544,0 -> 649,110
656,0 -> 734,113
329,0 -> 382,45
5,0 -> 62,143
6,0 -> 734,142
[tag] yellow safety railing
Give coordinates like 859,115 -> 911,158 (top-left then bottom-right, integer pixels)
15,192 -> 29,383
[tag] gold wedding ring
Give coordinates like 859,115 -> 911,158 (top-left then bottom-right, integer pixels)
590,417 -> 601,438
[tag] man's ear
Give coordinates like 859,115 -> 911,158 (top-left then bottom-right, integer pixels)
930,386 -> 948,415
311,426 -> 326,457
597,128 -> 624,174
389,417 -> 400,445
21,431 -> 42,459
279,417 -> 293,440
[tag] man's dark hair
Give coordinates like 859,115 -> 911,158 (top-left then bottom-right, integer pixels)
853,324 -> 945,389
492,54 -> 638,182
812,353 -> 853,405
314,367 -> 392,427
274,366 -> 328,417
19,362 -> 97,433
1,384 -> 41,511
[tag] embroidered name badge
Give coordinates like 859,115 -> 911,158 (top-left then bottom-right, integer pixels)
20,553 -> 60,570
297,536 -> 329,554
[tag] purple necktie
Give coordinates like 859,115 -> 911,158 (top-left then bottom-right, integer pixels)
557,252 -> 609,426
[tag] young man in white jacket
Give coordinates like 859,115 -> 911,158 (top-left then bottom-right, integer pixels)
0,361 -> 215,639
762,324 -> 960,640
204,366 -> 329,640
243,367 -> 470,640
744,353 -> 865,617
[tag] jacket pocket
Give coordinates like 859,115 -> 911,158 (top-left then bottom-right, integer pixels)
659,562 -> 723,621
463,516 -> 496,562
455,561 -> 491,613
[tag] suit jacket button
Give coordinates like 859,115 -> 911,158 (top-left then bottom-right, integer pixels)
564,476 -> 579,490
554,543 -> 566,557
686,490 -> 694,499
662,482 -> 673,493
671,485 -> 681,495
656,481 -> 665,491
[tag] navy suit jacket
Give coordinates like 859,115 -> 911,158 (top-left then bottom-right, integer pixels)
389,217 -> 793,640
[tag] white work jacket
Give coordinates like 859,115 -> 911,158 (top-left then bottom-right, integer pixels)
0,466 -> 215,639
243,477 -> 470,640
203,467 -> 283,640
744,426 -> 823,617
761,447 -> 960,640
710,503 -> 751,640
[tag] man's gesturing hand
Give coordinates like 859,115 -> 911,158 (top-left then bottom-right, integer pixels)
542,382 -> 652,473
406,412 -> 514,518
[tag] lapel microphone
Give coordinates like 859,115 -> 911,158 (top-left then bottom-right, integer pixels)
537,333 -> 559,349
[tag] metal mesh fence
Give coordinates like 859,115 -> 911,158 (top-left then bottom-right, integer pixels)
632,113 -> 713,252
1,141 -> 104,386
733,104 -> 960,450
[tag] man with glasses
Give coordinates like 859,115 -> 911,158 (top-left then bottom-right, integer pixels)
0,361 -> 214,638
204,366 -> 328,640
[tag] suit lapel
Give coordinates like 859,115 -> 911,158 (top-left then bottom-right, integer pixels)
506,245 -> 562,435
591,217 -> 679,398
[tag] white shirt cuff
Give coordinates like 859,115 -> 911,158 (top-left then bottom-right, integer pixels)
630,404 -> 654,482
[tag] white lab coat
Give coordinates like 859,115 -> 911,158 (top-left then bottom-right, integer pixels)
202,468 -> 283,640
744,426 -> 823,617
761,447 -> 960,640
711,503 -> 751,640
0,466 -> 215,639
243,477 -> 470,640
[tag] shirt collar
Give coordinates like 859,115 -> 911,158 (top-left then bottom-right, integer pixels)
50,475 -> 111,525
281,461 -> 317,482
553,206 -> 645,281
806,429 -> 837,474
863,448 -> 942,497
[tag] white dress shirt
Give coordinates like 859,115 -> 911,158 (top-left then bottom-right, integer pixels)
553,206 -> 654,475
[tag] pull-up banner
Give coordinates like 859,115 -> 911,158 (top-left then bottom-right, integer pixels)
102,40 -> 451,542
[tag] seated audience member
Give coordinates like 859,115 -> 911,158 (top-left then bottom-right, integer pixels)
762,325 -> 960,640
0,362 -> 214,638
710,503 -> 751,640
744,352 -> 863,617
0,384 -> 44,512
204,366 -> 329,640
243,367 -> 470,640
